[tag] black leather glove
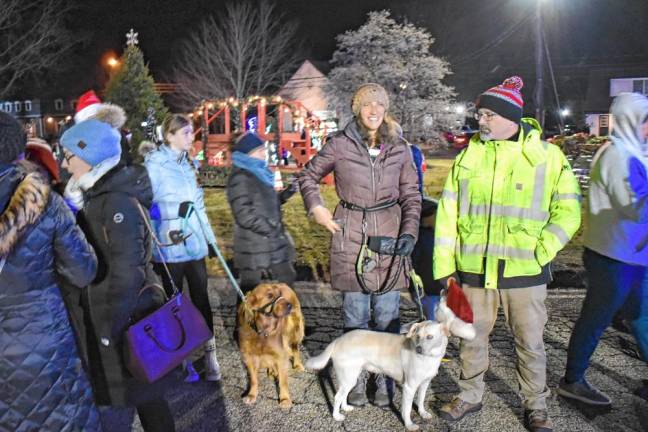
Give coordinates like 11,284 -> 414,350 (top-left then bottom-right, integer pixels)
279,181 -> 299,204
394,234 -> 416,256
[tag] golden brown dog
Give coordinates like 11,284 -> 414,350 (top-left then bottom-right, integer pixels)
237,282 -> 305,408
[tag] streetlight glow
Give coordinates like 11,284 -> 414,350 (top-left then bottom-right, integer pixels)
107,57 -> 119,68
560,108 -> 570,117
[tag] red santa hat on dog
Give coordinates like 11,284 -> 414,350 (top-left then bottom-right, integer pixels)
435,278 -> 476,340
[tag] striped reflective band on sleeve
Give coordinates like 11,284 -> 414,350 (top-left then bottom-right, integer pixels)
544,223 -> 571,246
435,237 -> 455,248
441,189 -> 458,201
552,193 -> 581,201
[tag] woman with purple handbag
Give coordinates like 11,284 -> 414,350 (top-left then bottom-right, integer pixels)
61,119 -> 177,432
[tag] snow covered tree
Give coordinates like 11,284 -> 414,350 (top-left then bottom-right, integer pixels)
105,31 -> 167,159
327,11 -> 458,142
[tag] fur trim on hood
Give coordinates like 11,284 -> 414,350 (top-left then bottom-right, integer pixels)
0,171 -> 50,256
138,140 -> 158,158
91,104 -> 127,129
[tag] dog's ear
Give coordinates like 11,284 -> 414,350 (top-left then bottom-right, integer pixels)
242,292 -> 256,323
406,322 -> 422,338
440,323 -> 451,337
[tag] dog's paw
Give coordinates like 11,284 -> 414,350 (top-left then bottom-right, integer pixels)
405,423 -> 419,431
243,394 -> 257,405
333,412 -> 346,422
341,404 -> 354,412
279,398 -> 292,409
419,410 -> 433,420
293,362 -> 305,372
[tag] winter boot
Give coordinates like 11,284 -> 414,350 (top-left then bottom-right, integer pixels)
183,360 -> 200,383
373,374 -> 390,407
347,370 -> 369,406
204,337 -> 222,382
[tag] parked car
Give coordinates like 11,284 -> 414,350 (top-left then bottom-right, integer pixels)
451,125 -> 478,150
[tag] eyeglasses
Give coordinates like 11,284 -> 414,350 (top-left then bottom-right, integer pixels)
474,111 -> 499,121
63,152 -> 76,164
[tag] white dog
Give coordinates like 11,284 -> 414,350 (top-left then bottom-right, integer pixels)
306,297 -> 476,431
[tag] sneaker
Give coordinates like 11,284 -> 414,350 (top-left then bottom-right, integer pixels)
373,374 -> 390,407
439,397 -> 482,422
524,409 -> 553,432
347,370 -> 369,406
556,378 -> 611,406
204,338 -> 222,382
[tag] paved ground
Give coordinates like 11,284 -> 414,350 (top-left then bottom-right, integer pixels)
109,280 -> 648,432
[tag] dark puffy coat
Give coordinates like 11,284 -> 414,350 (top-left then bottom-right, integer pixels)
226,166 -> 296,270
0,163 -> 101,431
79,164 -> 174,407
299,121 -> 421,293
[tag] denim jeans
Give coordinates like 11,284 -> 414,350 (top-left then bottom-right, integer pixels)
342,291 -> 400,333
421,295 -> 440,321
565,248 -> 648,382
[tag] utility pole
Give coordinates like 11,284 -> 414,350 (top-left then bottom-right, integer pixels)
534,0 -> 545,129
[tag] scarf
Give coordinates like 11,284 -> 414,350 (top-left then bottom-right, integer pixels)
231,151 -> 274,188
64,154 -> 121,210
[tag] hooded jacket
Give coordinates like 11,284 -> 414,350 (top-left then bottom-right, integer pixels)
434,118 -> 582,289
79,163 -> 172,406
0,163 -> 100,431
585,93 -> 648,266
298,120 -> 421,293
144,145 -> 217,263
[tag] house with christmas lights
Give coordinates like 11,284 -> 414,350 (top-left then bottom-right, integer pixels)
0,98 -> 74,139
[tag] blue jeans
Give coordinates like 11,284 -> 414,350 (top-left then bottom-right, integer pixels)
421,295 -> 440,321
565,249 -> 648,382
342,291 -> 401,333
634,270 -> 648,361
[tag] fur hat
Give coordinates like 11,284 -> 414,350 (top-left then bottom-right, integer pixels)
74,90 -> 126,129
351,83 -> 390,116
476,76 -> 524,124
233,132 -> 265,154
60,119 -> 121,167
0,111 -> 26,164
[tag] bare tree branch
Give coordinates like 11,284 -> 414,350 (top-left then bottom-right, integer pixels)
172,1 -> 302,108
0,0 -> 76,98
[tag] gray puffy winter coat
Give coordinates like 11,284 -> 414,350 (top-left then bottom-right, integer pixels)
0,163 -> 101,431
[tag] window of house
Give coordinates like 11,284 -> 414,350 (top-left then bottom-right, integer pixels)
14,102 -> 21,112
632,79 -> 648,95
54,99 -> 64,111
25,100 -> 32,111
4,102 -> 12,112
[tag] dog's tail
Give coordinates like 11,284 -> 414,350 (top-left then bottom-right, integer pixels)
305,340 -> 336,370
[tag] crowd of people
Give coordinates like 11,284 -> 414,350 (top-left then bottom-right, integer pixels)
1,77 -> 647,432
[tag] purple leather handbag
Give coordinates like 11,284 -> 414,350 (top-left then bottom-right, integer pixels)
125,204 -> 213,383
125,287 -> 212,383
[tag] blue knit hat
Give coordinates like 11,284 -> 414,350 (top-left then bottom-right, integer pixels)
232,132 -> 265,154
61,119 -> 121,167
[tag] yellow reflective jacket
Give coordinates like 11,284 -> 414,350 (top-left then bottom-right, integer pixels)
433,118 -> 581,289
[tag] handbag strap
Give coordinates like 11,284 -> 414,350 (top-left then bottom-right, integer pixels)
136,202 -> 180,296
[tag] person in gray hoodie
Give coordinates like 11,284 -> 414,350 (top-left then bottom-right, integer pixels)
558,92 -> 648,406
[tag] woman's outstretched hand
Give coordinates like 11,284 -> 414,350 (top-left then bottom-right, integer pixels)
311,205 -> 341,234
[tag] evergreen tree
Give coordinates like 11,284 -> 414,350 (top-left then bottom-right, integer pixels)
105,39 -> 167,160
327,11 -> 458,142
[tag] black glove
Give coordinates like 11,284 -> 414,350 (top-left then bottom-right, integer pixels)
279,181 -> 299,204
394,234 -> 416,256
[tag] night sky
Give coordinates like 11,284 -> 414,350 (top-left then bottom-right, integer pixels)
37,0 -> 648,106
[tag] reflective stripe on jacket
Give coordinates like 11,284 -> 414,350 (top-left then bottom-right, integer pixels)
433,118 -> 581,289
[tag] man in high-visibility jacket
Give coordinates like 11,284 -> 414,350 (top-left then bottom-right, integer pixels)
434,76 -> 581,432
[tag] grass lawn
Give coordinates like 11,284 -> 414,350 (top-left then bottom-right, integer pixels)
204,157 -> 585,278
